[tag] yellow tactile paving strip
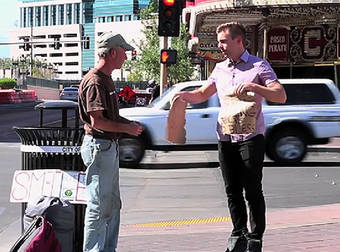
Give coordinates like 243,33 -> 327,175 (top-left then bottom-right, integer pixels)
132,216 -> 232,228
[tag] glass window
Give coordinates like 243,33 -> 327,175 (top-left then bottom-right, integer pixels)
82,37 -> 90,49
124,15 -> 131,21
74,3 -> 80,24
35,7 -> 41,26
266,83 -> 336,105
98,17 -> 105,23
42,6 -> 48,26
58,5 -> 64,25
83,2 -> 93,23
115,15 -> 123,22
50,5 -> 56,25
133,15 -> 139,20
28,7 -> 33,27
65,62 -> 79,66
23,8 -> 27,27
107,16 -> 114,22
66,4 -> 72,24
162,86 -> 209,110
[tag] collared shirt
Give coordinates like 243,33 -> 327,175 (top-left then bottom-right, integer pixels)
208,50 -> 278,142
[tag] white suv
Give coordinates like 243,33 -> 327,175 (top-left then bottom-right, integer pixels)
119,79 -> 340,167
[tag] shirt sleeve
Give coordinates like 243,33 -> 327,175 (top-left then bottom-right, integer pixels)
208,66 -> 218,86
85,84 -> 108,112
259,60 -> 278,86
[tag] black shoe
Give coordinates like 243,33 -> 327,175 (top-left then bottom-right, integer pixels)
225,235 -> 247,252
246,238 -> 262,252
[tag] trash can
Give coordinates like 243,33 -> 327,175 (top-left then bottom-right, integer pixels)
13,100 -> 85,252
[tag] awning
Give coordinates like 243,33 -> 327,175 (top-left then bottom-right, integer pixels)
182,0 -> 340,35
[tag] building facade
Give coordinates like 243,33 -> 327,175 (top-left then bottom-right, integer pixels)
9,0 -> 149,81
183,0 -> 340,86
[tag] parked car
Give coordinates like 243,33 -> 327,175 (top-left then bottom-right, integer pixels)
59,87 -> 79,101
119,79 -> 340,167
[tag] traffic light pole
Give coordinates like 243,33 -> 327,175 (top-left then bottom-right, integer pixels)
160,36 -> 168,97
30,24 -> 33,76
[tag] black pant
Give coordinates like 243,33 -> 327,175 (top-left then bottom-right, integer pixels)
218,134 -> 266,239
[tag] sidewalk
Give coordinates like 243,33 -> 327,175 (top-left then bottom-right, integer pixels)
0,144 -> 339,251
118,204 -> 340,251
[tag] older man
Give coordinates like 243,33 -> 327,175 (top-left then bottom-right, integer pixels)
78,32 -> 143,252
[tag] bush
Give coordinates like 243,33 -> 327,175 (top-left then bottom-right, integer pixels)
0,78 -> 17,89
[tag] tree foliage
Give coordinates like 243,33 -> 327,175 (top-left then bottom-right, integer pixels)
124,0 -> 194,85
0,78 -> 17,89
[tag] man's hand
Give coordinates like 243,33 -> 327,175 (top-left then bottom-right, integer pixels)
126,121 -> 143,136
233,82 -> 256,96
172,92 -> 188,106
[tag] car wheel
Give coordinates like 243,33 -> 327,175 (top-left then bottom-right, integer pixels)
119,136 -> 145,167
267,129 -> 307,163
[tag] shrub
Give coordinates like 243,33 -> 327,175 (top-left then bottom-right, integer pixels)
0,78 -> 17,89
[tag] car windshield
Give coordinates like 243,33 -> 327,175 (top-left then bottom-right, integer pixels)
64,88 -> 78,92
148,86 -> 175,108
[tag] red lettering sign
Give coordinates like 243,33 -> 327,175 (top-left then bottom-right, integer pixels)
267,28 -> 289,61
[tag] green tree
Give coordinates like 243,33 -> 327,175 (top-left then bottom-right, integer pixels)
124,0 -> 194,85
0,78 -> 17,89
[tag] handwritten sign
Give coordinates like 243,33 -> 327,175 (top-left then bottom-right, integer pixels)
10,169 -> 86,204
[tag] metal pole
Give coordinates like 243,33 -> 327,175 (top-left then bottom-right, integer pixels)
263,24 -> 268,60
30,24 -> 33,76
160,36 -> 168,97
334,64 -> 338,89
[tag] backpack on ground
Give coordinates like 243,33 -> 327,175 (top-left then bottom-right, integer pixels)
11,196 -> 75,252
9,215 -> 62,252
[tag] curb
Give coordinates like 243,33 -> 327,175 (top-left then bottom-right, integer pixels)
309,146 -> 340,152
0,101 -> 39,110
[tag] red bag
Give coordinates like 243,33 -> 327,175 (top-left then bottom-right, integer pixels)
10,216 -> 61,252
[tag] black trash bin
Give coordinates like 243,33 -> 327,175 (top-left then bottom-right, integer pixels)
13,100 -> 85,252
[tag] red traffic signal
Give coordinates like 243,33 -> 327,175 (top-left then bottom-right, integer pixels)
163,0 -> 175,6
158,0 -> 181,37
132,50 -> 137,60
160,49 -> 177,65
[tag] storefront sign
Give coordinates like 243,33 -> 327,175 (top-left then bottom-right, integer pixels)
290,26 -> 337,62
197,50 -> 226,61
198,41 -> 219,51
10,169 -> 86,204
267,28 -> 289,61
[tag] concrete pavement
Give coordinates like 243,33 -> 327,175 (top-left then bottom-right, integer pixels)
0,143 -> 339,251
118,204 -> 340,252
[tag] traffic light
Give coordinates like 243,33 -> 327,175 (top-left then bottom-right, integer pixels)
23,38 -> 30,51
160,49 -> 177,65
158,0 -> 181,37
54,38 -> 61,50
132,50 -> 137,60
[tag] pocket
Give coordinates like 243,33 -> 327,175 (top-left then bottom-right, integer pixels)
94,139 -> 112,152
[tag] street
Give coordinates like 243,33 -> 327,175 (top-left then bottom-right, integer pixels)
0,105 -> 339,251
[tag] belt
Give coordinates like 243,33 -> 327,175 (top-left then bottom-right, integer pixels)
85,133 -> 119,142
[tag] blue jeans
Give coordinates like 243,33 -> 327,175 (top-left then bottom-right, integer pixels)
81,135 -> 121,252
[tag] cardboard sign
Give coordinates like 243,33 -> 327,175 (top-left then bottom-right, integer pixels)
10,169 -> 86,204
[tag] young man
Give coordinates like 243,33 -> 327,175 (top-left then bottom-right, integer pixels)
175,22 -> 286,252
78,32 -> 143,252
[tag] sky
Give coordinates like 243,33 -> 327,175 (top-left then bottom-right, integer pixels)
0,0 -> 19,58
